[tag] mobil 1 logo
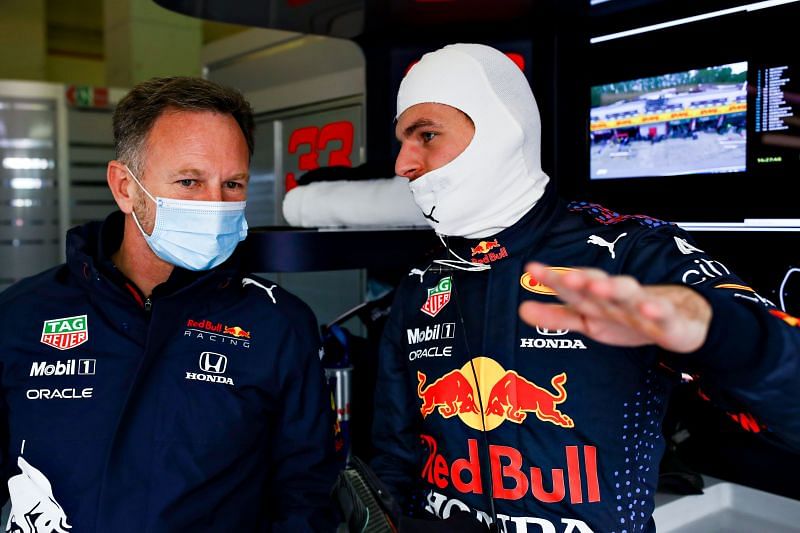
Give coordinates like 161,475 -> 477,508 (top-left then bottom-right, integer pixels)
407,323 -> 456,345
30,359 -> 96,377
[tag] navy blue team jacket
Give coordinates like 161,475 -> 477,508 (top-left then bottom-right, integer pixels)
372,183 -> 800,533
0,211 -> 339,532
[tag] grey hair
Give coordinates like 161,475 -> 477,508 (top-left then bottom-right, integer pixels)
112,76 -> 255,176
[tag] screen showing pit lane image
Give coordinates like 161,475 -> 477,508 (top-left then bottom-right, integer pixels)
590,62 -> 747,180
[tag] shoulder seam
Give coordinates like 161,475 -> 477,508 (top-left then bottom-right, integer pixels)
567,201 -> 673,229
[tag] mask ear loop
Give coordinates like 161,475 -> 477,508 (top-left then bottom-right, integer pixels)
432,234 -> 491,272
124,166 -> 158,204
124,165 -> 158,238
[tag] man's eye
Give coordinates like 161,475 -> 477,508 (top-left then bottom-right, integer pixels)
179,179 -> 195,187
421,132 -> 437,143
225,181 -> 243,189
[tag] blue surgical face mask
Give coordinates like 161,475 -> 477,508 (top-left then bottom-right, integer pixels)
125,166 -> 248,271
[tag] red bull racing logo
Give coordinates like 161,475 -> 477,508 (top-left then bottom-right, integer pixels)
421,277 -> 452,318
417,357 -> 574,431
187,319 -> 251,339
470,239 -> 508,265
520,267 -> 578,296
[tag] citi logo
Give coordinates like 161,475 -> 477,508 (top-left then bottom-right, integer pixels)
186,352 -> 234,386
520,338 -> 587,349
199,352 -> 227,374
30,359 -> 95,377
407,323 -> 456,345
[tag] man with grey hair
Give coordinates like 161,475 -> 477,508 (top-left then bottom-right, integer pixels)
372,43 -> 800,533
0,77 -> 339,531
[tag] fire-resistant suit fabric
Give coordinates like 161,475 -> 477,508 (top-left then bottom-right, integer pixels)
0,211 -> 339,532
371,183 -> 800,533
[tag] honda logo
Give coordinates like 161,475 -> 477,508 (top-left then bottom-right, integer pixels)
536,326 -> 569,336
199,352 -> 227,374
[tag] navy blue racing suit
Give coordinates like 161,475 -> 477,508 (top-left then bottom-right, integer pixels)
0,211 -> 339,532
372,183 -> 800,533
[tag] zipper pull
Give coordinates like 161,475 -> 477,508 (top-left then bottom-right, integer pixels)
144,298 -> 152,312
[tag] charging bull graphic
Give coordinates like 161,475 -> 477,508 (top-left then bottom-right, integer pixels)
5,457 -> 71,533
223,325 -> 251,339
471,239 -> 500,256
485,371 -> 574,427
418,370 -> 480,418
416,358 -> 575,431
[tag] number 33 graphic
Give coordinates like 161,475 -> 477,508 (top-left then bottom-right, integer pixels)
285,121 -> 354,191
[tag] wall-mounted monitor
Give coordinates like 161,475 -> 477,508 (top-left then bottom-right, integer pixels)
558,2 -> 800,223
589,62 -> 747,180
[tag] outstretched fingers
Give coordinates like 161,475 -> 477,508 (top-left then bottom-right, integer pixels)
519,300 -> 588,333
522,262 -> 677,346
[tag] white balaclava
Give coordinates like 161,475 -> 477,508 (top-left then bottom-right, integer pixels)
397,43 -> 550,238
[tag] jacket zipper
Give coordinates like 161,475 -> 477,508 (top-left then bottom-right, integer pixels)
144,297 -> 152,312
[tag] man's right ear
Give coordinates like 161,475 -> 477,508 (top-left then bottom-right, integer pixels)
107,161 -> 135,214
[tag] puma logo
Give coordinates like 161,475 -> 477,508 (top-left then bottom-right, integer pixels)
242,278 -> 277,304
423,206 -> 440,223
587,232 -> 628,259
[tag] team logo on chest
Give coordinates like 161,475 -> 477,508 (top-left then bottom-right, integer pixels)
40,314 -> 88,350
186,351 -> 235,386
520,267 -> 578,295
421,277 -> 452,318
470,239 -> 509,264
184,318 -> 252,349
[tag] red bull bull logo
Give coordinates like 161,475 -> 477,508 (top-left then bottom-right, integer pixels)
416,357 -> 574,431
484,371 -> 574,427
520,267 -> 578,296
470,239 -> 508,265
421,277 -> 452,318
419,434 -> 600,504
223,325 -> 251,338
6,456 -> 72,533
418,370 -> 480,418
471,239 -> 500,256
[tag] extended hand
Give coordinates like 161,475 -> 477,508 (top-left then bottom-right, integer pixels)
518,262 -> 713,353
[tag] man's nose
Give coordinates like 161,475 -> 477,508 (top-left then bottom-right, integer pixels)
206,184 -> 224,202
395,143 -> 423,180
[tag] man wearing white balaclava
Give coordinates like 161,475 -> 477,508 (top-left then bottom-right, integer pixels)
372,43 -> 800,533
397,43 -> 548,238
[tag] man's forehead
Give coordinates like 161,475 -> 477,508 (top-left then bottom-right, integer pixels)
398,102 -> 460,121
396,102 -> 467,135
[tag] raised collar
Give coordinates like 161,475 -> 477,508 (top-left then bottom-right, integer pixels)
66,211 -> 240,303
442,180 -> 563,266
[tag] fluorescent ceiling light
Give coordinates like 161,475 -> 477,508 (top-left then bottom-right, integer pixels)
0,139 -> 53,149
11,199 -> 35,207
2,157 -> 54,170
10,178 -> 44,189
591,0 -> 800,43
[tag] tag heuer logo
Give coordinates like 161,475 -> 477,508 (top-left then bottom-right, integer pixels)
40,314 -> 88,350
421,277 -> 452,318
